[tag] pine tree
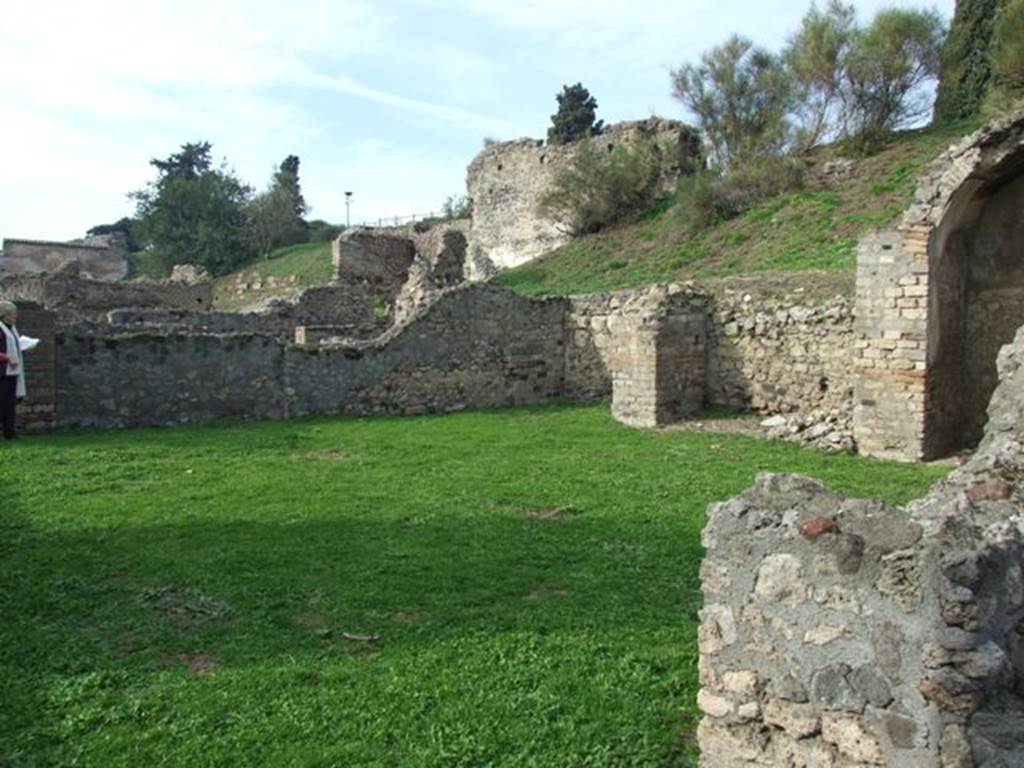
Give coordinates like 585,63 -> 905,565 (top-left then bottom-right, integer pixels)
934,0 -> 1008,123
547,83 -> 605,145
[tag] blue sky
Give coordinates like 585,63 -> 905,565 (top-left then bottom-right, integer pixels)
1,0 -> 955,242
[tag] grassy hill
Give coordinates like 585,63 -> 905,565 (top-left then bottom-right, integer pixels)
212,241 -> 332,311
497,120 -> 981,298
205,119 -> 980,310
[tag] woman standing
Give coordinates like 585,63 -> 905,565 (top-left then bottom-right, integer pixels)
0,301 -> 26,441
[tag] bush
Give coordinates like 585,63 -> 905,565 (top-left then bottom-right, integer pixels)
676,157 -> 806,232
538,137 -> 664,235
306,220 -> 344,242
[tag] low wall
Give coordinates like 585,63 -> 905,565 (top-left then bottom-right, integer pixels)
288,285 -> 567,417
106,283 -> 390,343
56,284 -> 567,428
566,282 -> 856,443
706,292 -> 853,418
697,325 -> 1024,766
57,332 -> 286,427
29,276 -> 856,438
0,271 -> 213,323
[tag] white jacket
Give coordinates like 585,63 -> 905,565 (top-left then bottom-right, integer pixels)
1,322 -> 26,398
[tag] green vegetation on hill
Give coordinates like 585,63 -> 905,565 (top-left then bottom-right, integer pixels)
499,120 -> 981,297
1,404 -> 945,767
212,241 -> 332,310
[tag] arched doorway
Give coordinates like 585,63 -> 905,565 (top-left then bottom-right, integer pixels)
854,113 -> 1024,461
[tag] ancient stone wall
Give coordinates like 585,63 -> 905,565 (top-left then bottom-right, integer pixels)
564,283 -> 856,444
55,284 -> 567,429
1,238 -> 129,281
707,288 -> 855,447
287,284 -> 567,418
697,325 -> 1024,767
0,270 -> 213,323
466,119 -> 698,274
605,287 -> 709,428
57,332 -> 286,427
14,302 -> 57,434
331,229 -> 417,289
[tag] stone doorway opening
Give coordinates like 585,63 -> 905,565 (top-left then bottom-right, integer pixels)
926,149 -> 1024,457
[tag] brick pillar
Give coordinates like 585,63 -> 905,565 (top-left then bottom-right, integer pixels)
852,230 -> 929,460
610,288 -> 707,428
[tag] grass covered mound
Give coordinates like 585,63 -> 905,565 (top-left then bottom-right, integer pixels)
1,404 -> 946,767
498,120 -> 981,298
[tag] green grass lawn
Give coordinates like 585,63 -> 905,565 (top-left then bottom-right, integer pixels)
1,404 -> 947,767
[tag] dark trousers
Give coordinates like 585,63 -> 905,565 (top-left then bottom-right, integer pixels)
1,376 -> 17,440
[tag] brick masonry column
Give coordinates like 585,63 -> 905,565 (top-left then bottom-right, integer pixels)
852,230 -> 929,460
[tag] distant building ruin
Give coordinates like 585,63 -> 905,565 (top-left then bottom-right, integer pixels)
465,118 -> 700,276
1,236 -> 130,281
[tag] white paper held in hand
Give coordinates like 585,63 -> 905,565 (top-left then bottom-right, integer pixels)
19,336 -> 40,352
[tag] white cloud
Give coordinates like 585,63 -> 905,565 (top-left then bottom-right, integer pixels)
0,0 -> 960,241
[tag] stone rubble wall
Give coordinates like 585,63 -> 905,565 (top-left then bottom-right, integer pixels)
1,238 -> 129,281
696,325 -> 1024,767
0,269 -> 214,323
707,288 -> 855,450
22,268 -> 854,437
56,284 -> 568,428
565,283 -> 856,448
287,284 -> 566,418
331,228 -> 417,289
466,119 -> 699,274
14,302 -> 57,434
393,226 -> 469,325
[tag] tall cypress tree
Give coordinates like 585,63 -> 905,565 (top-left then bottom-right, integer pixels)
934,0 -> 1008,122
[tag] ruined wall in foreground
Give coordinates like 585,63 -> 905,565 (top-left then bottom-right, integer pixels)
697,325 -> 1024,767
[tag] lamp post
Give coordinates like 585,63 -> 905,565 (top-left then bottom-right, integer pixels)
344,191 -> 353,228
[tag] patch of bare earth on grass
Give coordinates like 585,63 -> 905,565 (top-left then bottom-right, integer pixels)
662,414 -> 764,438
522,586 -> 569,602
159,653 -> 218,676
521,506 -> 575,520
296,449 -> 354,462
140,586 -> 230,631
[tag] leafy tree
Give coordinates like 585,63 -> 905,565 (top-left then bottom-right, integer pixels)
934,0 -> 1007,123
547,83 -> 605,145
442,195 -> 472,219
843,8 -> 946,144
986,0 -> 1024,113
784,1 -> 857,147
671,36 -> 793,167
246,184 -> 304,258
132,142 -> 254,276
